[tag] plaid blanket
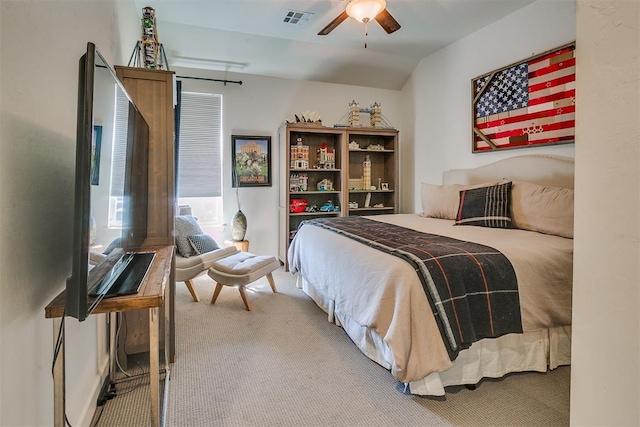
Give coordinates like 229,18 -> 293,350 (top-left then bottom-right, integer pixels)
302,217 -> 523,360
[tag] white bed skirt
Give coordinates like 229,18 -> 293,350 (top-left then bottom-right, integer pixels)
298,276 -> 571,396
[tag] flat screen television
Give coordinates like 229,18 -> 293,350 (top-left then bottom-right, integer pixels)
66,42 -> 151,321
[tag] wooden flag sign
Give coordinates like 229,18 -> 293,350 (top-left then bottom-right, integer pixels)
472,43 -> 576,152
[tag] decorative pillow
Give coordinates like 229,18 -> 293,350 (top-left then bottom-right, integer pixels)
187,233 -> 220,255
455,182 -> 514,228
421,181 -> 498,220
175,215 -> 204,257
103,237 -> 122,255
511,180 -> 574,238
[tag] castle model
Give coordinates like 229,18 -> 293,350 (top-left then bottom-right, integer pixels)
290,137 -> 309,169
316,143 -> 336,169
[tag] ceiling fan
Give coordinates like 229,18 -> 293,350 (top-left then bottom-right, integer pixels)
318,0 -> 401,36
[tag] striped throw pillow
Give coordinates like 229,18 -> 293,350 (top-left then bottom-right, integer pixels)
455,182 -> 514,228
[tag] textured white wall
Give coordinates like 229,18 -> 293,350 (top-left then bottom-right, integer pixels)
0,1 -> 139,425
175,69 -> 404,257
402,0 -> 576,212
571,1 -> 640,425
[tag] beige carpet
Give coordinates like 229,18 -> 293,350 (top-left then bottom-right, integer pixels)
96,266 -> 570,426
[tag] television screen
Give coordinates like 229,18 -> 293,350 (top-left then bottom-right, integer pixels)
66,43 -> 149,321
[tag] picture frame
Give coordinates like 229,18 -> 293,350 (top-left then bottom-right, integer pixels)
381,183 -> 389,190
471,42 -> 575,152
232,135 -> 272,187
91,125 -> 102,185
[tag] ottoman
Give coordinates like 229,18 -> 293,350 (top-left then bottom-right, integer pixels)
207,251 -> 280,311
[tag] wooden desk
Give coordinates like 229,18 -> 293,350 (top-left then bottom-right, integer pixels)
45,245 -> 174,427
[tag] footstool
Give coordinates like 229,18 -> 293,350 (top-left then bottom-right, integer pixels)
207,251 -> 280,311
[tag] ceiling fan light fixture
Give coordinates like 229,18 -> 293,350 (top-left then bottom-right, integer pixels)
346,0 -> 386,24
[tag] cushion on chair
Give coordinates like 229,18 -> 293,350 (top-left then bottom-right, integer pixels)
208,252 -> 280,287
175,246 -> 239,282
188,233 -> 220,255
175,215 -> 203,258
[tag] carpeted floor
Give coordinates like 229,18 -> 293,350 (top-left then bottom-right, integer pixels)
95,266 -> 570,426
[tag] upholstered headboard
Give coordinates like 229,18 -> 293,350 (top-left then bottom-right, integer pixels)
442,155 -> 575,189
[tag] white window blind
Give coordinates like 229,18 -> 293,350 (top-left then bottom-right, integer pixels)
110,87 -> 129,198
177,92 -> 222,197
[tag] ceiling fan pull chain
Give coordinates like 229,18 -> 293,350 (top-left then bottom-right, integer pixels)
364,21 -> 368,48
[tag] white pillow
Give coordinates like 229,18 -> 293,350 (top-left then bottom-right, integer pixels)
510,180 -> 574,238
420,181 -> 498,220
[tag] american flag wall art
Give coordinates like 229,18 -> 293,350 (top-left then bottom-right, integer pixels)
472,43 -> 576,152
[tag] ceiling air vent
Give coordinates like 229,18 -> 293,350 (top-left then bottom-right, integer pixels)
283,10 -> 313,26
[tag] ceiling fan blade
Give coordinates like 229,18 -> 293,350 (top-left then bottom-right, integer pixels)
375,8 -> 401,34
318,11 -> 349,35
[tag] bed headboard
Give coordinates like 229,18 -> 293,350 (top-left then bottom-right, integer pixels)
442,155 -> 574,189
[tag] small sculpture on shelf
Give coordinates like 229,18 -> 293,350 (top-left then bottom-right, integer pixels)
289,198 -> 308,213
290,173 -> 308,192
333,100 -> 394,129
368,143 -> 384,151
141,7 -> 159,69
349,140 -> 360,149
291,137 -> 309,169
370,101 -> 382,128
285,111 -> 322,125
305,204 -> 319,213
348,178 -> 363,190
317,178 -> 333,191
320,200 -> 339,212
316,143 -> 336,169
348,100 -> 360,127
348,201 -> 359,209
363,155 -> 372,190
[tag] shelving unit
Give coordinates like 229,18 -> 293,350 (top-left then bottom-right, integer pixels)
279,124 -> 398,269
345,128 -> 398,216
114,66 -> 176,362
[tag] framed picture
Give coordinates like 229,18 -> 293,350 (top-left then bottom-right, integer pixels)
381,183 -> 389,190
471,42 -> 575,152
91,125 -> 102,185
232,135 -> 272,187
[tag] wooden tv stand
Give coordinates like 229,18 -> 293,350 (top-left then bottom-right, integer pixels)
45,245 -> 174,427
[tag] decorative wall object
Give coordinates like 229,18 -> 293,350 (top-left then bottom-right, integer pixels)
91,125 -> 102,186
232,135 -> 272,187
472,43 -> 575,152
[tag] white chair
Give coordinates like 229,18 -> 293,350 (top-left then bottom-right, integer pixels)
174,205 -> 236,302
175,246 -> 238,302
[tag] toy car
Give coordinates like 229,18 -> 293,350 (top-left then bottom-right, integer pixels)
320,200 -> 336,212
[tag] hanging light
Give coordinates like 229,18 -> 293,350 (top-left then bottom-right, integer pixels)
346,0 -> 386,24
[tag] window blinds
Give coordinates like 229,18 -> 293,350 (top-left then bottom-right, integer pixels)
177,92 -> 222,197
110,87 -> 129,197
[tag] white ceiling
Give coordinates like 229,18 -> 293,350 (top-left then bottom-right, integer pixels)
134,0 -> 536,90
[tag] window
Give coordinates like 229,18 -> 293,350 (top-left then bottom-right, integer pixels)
177,91 -> 223,239
108,86 -> 129,228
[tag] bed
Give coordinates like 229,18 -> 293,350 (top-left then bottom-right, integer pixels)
288,155 -> 574,396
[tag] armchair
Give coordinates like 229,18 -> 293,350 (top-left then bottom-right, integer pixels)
174,206 -> 236,302
175,246 -> 238,301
